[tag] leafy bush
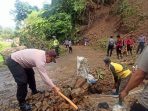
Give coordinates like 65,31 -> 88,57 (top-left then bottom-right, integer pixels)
48,13 -> 72,40
117,0 -> 137,18
112,0 -> 143,33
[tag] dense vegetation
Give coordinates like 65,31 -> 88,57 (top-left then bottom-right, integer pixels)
1,0 -> 144,49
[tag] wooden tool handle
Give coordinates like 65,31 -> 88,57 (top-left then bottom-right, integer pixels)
58,91 -> 78,110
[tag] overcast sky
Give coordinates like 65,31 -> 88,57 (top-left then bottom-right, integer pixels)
0,0 -> 51,28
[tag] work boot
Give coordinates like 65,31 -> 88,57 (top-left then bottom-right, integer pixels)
19,103 -> 31,111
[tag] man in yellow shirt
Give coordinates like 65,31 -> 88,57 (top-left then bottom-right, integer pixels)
53,36 -> 59,56
103,57 -> 131,95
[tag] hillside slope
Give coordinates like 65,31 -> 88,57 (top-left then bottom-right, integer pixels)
84,0 -> 148,45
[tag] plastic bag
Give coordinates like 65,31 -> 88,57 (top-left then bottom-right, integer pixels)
77,56 -> 97,84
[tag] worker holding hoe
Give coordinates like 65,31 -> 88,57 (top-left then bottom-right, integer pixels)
103,57 -> 131,95
6,49 -> 60,111
120,46 -> 148,111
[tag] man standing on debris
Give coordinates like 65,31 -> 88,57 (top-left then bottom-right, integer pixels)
125,35 -> 135,56
6,49 -> 60,111
103,57 -> 131,95
68,39 -> 72,53
64,39 -> 69,48
107,36 -> 115,57
120,46 -> 148,111
136,34 -> 146,54
116,35 -> 123,59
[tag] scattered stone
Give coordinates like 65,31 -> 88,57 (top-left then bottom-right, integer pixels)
74,77 -> 86,88
44,91 -> 50,97
82,82 -> 89,90
58,102 -> 70,109
35,102 -> 42,109
42,101 -> 49,110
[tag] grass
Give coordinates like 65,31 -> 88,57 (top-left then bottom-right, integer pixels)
0,41 -> 11,62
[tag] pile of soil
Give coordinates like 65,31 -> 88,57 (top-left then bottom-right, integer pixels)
3,70 -> 114,111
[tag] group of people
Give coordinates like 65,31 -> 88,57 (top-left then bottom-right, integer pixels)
107,34 -> 147,59
104,34 -> 147,111
103,48 -> 148,110
53,36 -> 73,56
4,34 -> 148,111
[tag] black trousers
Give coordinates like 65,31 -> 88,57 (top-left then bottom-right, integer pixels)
137,42 -> 145,54
69,46 -> 72,53
55,46 -> 59,56
130,101 -> 147,111
127,44 -> 132,55
6,56 -> 37,104
107,45 -> 114,57
116,46 -> 122,59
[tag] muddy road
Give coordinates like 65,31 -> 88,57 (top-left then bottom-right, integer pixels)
0,46 -> 142,111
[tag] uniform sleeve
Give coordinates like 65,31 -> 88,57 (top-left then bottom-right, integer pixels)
36,63 -> 55,88
137,47 -> 148,73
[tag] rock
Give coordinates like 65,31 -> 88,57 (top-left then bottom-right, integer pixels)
82,82 -> 89,90
39,93 -> 44,101
71,88 -> 87,98
72,98 -> 79,104
98,109 -> 109,111
58,102 -> 70,109
74,77 -> 86,88
68,79 -> 77,89
98,102 -> 109,109
32,108 -> 38,111
63,88 -> 71,98
42,101 -> 49,111
71,88 -> 81,97
44,91 -> 50,97
46,108 -> 53,111
32,93 -> 41,100
35,102 -> 42,109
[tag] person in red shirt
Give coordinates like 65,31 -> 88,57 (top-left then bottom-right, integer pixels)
125,35 -> 135,55
116,35 -> 123,59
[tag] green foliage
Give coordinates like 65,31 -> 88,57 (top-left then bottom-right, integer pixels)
73,0 -> 86,13
112,0 -> 142,32
0,41 -> 11,63
12,0 -> 38,28
20,35 -> 54,49
14,0 -> 91,49
0,55 -> 4,63
48,13 -> 72,40
20,11 -> 72,48
0,41 -> 12,51
24,11 -> 50,39
117,0 -> 137,18
96,68 -> 105,80
0,27 -> 15,39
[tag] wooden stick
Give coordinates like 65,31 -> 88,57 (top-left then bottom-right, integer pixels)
58,91 -> 78,110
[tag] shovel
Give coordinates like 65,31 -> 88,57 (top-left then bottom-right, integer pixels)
58,91 -> 79,110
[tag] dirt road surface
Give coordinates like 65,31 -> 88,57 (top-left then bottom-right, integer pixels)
0,46 -> 105,106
